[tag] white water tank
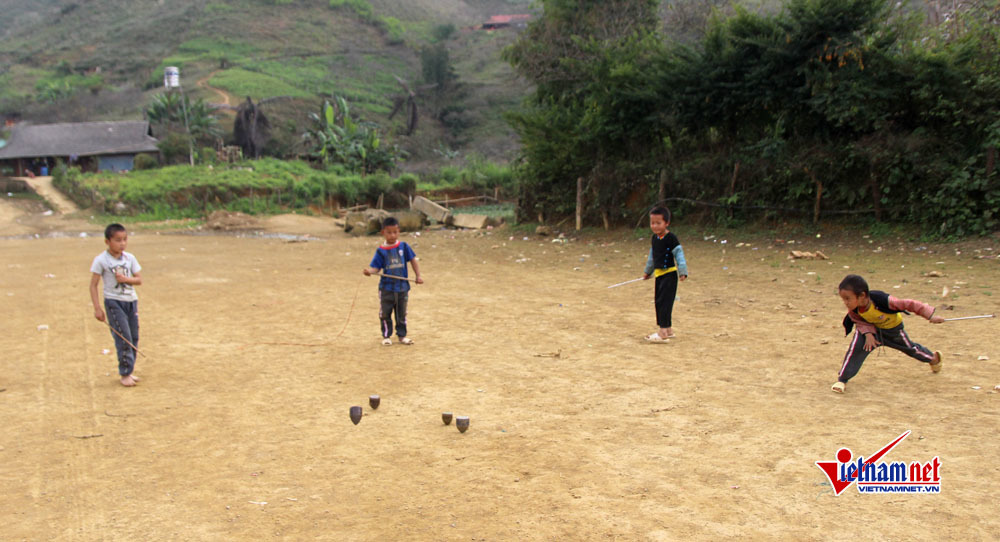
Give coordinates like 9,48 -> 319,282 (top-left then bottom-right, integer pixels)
164,66 -> 180,89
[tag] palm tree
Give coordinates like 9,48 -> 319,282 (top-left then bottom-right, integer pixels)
145,92 -> 222,165
387,76 -> 436,136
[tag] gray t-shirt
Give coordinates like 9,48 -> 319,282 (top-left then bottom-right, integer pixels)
90,250 -> 141,302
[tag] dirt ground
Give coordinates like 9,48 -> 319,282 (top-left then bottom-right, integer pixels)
2,195 -> 999,541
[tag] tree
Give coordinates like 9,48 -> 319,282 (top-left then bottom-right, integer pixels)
214,96 -> 293,159
145,92 -> 221,165
505,0 -> 664,225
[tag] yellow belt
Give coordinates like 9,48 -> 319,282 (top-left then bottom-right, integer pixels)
653,266 -> 677,277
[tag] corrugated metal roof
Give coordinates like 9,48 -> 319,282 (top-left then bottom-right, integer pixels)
0,121 -> 159,159
486,14 -> 531,24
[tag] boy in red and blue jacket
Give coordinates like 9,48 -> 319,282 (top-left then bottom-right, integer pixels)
363,217 -> 423,345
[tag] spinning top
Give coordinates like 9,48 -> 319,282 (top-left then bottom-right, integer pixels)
369,395 -> 380,409
349,406 -> 362,425
455,416 -> 470,433
441,412 -> 453,425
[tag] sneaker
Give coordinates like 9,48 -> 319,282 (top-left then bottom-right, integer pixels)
381,338 -> 392,346
831,382 -> 846,394
930,351 -> 942,373
399,337 -> 414,345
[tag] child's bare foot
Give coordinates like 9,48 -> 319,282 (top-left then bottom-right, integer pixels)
130,374 -> 141,382
662,327 -> 676,338
120,375 -> 137,387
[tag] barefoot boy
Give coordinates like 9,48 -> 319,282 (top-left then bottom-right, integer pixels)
362,217 -> 423,345
89,223 -> 143,386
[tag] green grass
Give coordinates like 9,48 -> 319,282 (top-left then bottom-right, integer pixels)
210,68 -> 317,100
452,202 -> 516,221
3,191 -> 45,201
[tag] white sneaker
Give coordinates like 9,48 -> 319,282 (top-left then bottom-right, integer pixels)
831,382 -> 845,394
381,338 -> 392,346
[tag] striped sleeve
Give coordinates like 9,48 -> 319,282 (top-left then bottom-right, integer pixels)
888,296 -> 935,319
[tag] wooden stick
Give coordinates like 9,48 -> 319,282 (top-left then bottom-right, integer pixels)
607,277 -> 644,289
105,321 -> 147,358
943,314 -> 995,321
375,272 -> 418,283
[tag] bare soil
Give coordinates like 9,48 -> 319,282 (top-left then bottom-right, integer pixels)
2,196 -> 999,540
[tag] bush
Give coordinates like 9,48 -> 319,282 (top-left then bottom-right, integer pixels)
329,0 -> 373,21
393,173 -> 417,195
133,153 -> 158,170
379,16 -> 406,45
65,158 -> 422,216
432,23 -> 456,42
199,146 -> 217,165
158,133 -> 193,165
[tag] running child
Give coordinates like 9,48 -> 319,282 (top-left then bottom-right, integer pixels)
643,206 -> 688,341
833,274 -> 943,393
362,217 -> 423,345
89,223 -> 143,387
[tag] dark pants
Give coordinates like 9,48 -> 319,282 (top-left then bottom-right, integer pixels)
838,324 -> 935,383
379,290 -> 408,338
654,271 -> 678,328
105,299 -> 139,376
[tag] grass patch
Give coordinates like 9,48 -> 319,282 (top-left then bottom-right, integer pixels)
452,203 -> 516,221
209,68 -> 316,99
54,158 -> 424,217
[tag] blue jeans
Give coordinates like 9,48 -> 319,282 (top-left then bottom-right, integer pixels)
105,299 -> 139,376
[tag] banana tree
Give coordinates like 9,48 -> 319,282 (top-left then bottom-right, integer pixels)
302,95 -> 403,174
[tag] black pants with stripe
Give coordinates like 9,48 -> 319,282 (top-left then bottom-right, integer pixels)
838,323 -> 935,383
379,289 -> 408,338
654,271 -> 678,329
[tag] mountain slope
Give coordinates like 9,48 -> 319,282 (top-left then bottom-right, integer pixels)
0,0 -> 533,164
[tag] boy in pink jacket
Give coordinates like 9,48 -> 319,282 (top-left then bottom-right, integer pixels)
832,274 -> 944,393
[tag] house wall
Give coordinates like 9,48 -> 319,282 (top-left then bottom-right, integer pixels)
97,154 -> 135,172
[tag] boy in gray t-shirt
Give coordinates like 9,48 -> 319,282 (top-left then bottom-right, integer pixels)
89,223 -> 143,386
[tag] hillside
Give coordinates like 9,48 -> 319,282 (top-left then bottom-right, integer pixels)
0,0 -> 534,167
0,0 -> 943,171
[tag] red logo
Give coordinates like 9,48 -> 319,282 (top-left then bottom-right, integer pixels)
816,431 -> 941,495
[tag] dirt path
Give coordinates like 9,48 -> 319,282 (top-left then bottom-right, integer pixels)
197,70 -> 236,114
2,217 -> 999,540
18,176 -> 79,214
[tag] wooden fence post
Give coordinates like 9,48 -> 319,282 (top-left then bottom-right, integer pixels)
576,177 -> 583,231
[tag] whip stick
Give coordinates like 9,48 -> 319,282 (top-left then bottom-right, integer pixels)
105,321 -> 146,358
375,272 -> 418,283
607,277 -> 644,289
943,314 -> 995,321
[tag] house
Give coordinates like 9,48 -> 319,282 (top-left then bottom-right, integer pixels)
481,14 -> 532,30
0,120 -> 159,176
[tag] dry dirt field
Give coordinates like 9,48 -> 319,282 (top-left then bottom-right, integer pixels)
1,197 -> 999,541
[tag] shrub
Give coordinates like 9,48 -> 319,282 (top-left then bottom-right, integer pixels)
432,23 -> 456,42
199,146 -> 217,165
158,133 -> 193,165
133,153 -> 158,170
379,17 -> 406,45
